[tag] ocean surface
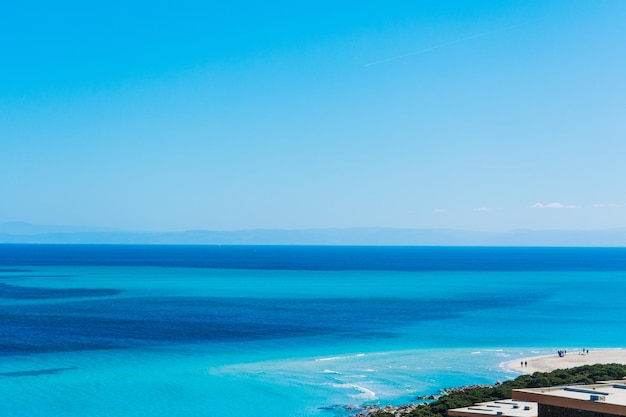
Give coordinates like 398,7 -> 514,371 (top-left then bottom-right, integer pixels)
1,245 -> 625,416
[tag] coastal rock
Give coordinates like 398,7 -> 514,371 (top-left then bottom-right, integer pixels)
356,384 -> 493,417
417,394 -> 441,400
353,403 -> 422,417
444,383 -> 492,394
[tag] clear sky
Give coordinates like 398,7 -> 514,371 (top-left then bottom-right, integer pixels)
1,0 -> 625,232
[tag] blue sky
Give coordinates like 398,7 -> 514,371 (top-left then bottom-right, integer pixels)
1,0 -> 625,232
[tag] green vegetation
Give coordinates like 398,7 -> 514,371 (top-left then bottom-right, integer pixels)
370,364 -> 626,417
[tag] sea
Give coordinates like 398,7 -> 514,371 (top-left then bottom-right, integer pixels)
1,245 -> 625,417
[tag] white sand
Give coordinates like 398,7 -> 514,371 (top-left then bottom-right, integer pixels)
502,348 -> 626,375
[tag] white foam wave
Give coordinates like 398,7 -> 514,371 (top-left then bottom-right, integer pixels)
321,369 -> 341,374
316,356 -> 342,362
329,383 -> 377,400
352,385 -> 377,400
315,353 -> 365,362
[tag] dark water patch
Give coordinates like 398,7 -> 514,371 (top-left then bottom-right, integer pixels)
0,283 -> 121,299
10,275 -> 73,278
1,245 -> 626,271
0,292 -> 537,355
0,268 -> 34,273
0,367 -> 78,377
0,274 -> 75,280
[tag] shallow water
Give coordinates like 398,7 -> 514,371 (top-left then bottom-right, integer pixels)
1,245 -> 625,416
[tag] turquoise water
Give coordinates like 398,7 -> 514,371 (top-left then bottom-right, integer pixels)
1,246 -> 625,416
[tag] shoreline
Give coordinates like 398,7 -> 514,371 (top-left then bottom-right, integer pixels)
358,349 -> 626,416
501,348 -> 626,374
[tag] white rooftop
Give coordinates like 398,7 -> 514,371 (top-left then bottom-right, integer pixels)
448,400 -> 537,417
513,382 -> 626,414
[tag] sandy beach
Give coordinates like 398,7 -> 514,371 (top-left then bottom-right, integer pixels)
502,348 -> 626,374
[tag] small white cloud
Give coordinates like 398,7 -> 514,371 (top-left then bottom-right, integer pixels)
532,202 -> 580,209
474,207 -> 490,212
433,208 -> 448,213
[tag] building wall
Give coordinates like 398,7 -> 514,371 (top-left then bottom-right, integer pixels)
539,404 -> 624,417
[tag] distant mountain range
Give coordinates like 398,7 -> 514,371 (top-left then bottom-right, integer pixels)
1,222 -> 625,246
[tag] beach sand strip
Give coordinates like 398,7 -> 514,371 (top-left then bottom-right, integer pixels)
502,348 -> 626,375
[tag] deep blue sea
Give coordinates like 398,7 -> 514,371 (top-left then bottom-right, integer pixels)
1,245 -> 625,416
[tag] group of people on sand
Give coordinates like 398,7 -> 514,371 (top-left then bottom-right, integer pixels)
558,348 -> 590,357
520,360 -> 528,367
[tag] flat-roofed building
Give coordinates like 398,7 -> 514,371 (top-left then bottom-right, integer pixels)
448,400 -> 537,417
513,382 -> 626,417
